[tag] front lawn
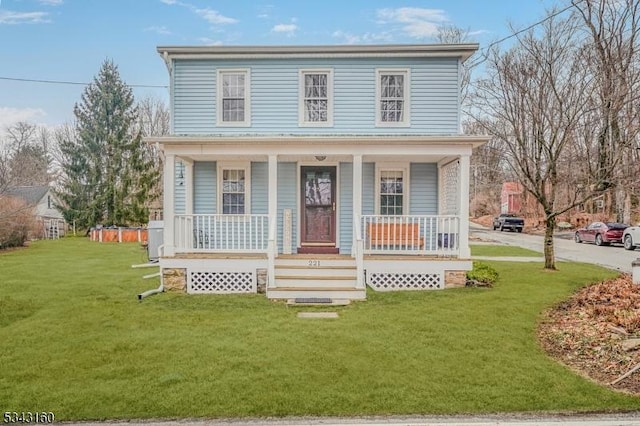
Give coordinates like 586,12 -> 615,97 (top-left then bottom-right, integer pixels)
1,239 -> 638,420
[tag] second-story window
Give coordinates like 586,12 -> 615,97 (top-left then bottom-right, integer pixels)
376,69 -> 410,127
217,69 -> 250,126
299,69 -> 333,127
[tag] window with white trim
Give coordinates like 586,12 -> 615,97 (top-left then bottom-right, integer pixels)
218,165 -> 250,214
376,69 -> 410,126
217,69 -> 250,126
378,169 -> 407,216
299,69 -> 333,126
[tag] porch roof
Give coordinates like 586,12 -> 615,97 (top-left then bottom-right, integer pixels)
146,134 -> 488,162
146,134 -> 489,148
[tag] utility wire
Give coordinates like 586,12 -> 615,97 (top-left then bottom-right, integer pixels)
467,0 -> 585,69
0,75 -> 168,89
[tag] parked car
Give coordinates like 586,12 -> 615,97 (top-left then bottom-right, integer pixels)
492,213 -> 524,232
622,225 -> 640,250
574,222 -> 628,246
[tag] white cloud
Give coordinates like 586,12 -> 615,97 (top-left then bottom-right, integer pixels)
0,107 -> 47,136
198,37 -> 224,46
145,25 -> 172,35
160,1 -> 237,25
272,23 -> 297,35
194,7 -> 237,25
332,30 -> 393,44
376,7 -> 449,38
38,0 -> 63,5
0,10 -> 51,24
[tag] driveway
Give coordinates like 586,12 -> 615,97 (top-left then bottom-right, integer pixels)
471,224 -> 640,273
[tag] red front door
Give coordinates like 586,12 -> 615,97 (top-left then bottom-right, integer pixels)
300,166 -> 337,253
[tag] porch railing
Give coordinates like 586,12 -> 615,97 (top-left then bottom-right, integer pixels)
361,215 -> 460,255
174,214 -> 270,253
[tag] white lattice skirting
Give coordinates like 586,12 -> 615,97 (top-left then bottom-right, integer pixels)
188,271 -> 256,294
367,272 -> 443,291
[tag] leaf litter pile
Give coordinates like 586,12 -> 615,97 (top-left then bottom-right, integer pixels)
538,274 -> 640,394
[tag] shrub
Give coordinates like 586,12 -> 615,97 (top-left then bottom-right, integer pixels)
466,261 -> 499,287
0,196 -> 37,249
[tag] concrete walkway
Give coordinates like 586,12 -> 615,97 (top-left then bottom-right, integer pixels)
64,412 -> 640,426
472,255 -> 546,262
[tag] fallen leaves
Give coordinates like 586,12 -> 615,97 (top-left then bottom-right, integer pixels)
538,274 -> 640,394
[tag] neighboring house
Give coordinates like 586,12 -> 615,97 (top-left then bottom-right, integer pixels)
500,182 -> 523,214
5,185 -> 66,238
147,44 -> 489,300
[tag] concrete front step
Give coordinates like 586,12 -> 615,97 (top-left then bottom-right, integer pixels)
274,275 -> 357,288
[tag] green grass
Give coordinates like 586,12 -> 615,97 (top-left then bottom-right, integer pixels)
1,239 -> 638,420
471,244 -> 542,257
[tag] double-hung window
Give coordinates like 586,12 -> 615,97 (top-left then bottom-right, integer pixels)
217,69 -> 250,126
299,69 -> 333,126
376,69 -> 410,127
376,166 -> 409,215
218,164 -> 250,215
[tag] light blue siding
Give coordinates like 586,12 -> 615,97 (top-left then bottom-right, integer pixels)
251,162 -> 268,214
362,163 -> 375,215
277,162 -> 297,254
174,161 -> 186,214
173,58 -> 459,135
339,162 -> 353,254
194,162 -> 216,214
410,163 -> 438,215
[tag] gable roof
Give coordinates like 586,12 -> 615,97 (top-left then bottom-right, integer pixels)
157,43 -> 480,62
5,185 -> 50,205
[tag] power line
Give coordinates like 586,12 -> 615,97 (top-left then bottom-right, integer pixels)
467,0 -> 586,69
0,75 -> 168,89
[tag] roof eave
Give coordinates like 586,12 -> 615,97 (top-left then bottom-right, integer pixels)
156,44 -> 480,62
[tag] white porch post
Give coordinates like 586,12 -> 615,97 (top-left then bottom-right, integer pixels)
163,153 -> 176,257
458,154 -> 471,258
353,154 -> 364,289
267,155 -> 278,288
352,154 -> 363,240
183,159 -> 194,215
268,155 -> 278,233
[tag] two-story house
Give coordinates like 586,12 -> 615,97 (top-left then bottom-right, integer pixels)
147,44 -> 489,301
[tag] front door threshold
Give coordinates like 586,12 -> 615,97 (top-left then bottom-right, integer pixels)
297,246 -> 340,254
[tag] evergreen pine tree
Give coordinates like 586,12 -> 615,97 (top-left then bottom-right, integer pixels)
57,59 -> 159,228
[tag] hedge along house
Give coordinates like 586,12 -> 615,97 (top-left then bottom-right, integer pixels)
147,44 -> 489,300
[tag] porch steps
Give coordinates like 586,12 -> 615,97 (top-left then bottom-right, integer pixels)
269,255 -> 365,301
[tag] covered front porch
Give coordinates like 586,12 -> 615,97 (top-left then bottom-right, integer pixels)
156,135 -> 483,299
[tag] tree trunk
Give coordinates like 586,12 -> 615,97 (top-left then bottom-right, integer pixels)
544,215 -> 556,270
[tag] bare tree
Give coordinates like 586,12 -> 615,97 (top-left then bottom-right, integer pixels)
471,14 -> 609,269
571,0 -> 640,224
134,95 -> 170,220
136,96 -> 170,137
3,122 -> 51,187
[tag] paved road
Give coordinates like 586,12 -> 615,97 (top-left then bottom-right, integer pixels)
471,224 -> 640,273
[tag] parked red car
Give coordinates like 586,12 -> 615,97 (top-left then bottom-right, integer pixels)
574,222 -> 628,246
